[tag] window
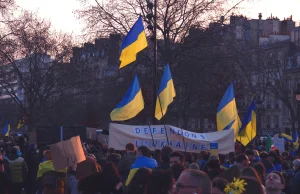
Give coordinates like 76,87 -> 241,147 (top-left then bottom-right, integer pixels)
274,115 -> 279,128
267,115 -> 270,128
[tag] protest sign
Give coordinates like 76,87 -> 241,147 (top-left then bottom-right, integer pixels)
86,127 -> 97,140
108,123 -> 234,154
273,137 -> 285,153
50,136 -> 86,170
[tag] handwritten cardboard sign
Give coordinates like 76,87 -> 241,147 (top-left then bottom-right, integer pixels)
50,136 -> 86,170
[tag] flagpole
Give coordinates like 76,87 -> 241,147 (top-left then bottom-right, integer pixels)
152,0 -> 170,145
152,0 -> 158,125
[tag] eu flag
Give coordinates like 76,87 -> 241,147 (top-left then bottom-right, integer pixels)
110,75 -> 144,121
216,83 -> 241,140
2,121 -> 10,137
237,100 -> 256,146
119,16 -> 148,68
155,64 -> 176,120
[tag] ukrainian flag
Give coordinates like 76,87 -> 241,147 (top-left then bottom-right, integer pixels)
155,64 -> 176,120
281,129 -> 299,148
237,100 -> 256,146
217,83 -> 241,140
119,16 -> 148,68
110,75 -> 144,121
2,121 -> 10,136
17,120 -> 23,129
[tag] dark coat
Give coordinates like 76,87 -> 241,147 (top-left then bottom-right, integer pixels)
117,152 -> 136,184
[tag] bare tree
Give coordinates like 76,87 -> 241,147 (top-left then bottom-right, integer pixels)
76,0 -> 248,64
0,11 -> 80,130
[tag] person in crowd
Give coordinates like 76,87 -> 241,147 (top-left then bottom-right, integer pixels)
281,159 -> 294,194
145,170 -> 174,194
7,146 -> 28,194
154,149 -> 161,164
222,152 -> 235,169
191,153 -> 199,163
281,152 -> 289,161
176,169 -> 212,194
125,146 -> 157,186
0,152 -> 11,194
126,168 -> 151,194
65,164 -> 79,194
212,177 -> 228,194
0,148 -> 11,178
260,152 -> 269,161
241,167 -> 263,184
233,154 -> 250,171
254,163 -> 266,184
291,159 -> 300,194
117,143 -> 136,184
24,144 -> 40,194
265,172 -> 285,194
237,176 -> 265,194
156,146 -> 173,170
78,170 -> 123,194
245,150 -> 257,166
268,151 -> 282,172
189,163 -> 199,170
76,152 -> 101,179
37,150 -> 66,194
196,151 -> 209,170
184,153 -> 192,168
171,163 -> 186,182
263,159 -> 277,174
170,151 -> 185,167
206,156 -> 224,180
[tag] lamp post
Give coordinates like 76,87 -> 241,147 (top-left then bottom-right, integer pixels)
146,0 -> 158,124
295,84 -> 300,133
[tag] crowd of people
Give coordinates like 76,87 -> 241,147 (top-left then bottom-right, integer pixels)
0,134 -> 300,194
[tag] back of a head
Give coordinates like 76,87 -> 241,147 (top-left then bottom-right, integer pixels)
241,167 -> 262,184
44,150 -> 52,160
259,152 -> 268,160
189,163 -> 199,170
125,143 -> 136,152
212,177 -> 228,192
171,163 -> 186,180
170,151 -> 184,162
245,150 -> 254,157
236,154 -> 248,163
182,169 -> 212,194
11,147 -> 18,155
161,146 -> 173,162
240,176 -> 264,194
102,162 -> 119,178
145,170 -> 173,194
253,163 -> 266,179
138,146 -> 150,157
128,168 -> 151,194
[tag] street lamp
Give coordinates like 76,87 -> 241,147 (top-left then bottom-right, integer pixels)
295,84 -> 300,133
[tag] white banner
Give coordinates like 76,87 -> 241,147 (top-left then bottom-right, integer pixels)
108,123 -> 234,154
273,137 -> 285,153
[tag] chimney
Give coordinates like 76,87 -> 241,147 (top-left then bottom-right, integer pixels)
259,13 -> 262,20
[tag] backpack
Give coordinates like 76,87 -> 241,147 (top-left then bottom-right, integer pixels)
41,171 -> 65,189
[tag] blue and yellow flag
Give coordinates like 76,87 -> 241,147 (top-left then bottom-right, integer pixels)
237,100 -> 256,146
217,83 -> 241,140
155,64 -> 176,120
17,120 -> 23,129
2,121 -> 10,136
110,75 -> 144,121
281,129 -> 299,148
119,16 -> 148,68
